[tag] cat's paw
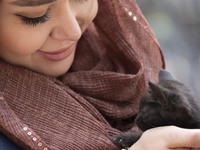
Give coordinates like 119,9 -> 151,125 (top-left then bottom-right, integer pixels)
112,132 -> 142,148
112,134 -> 129,148
111,133 -> 136,148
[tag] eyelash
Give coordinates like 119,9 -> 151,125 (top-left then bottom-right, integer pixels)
17,9 -> 50,27
16,0 -> 88,27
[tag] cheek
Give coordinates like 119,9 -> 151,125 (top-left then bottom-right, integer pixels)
88,0 -> 98,21
0,24 -> 48,56
76,0 -> 98,31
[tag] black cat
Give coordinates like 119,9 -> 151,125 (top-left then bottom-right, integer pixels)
112,69 -> 200,149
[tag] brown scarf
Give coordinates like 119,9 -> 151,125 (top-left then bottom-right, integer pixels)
0,0 -> 164,149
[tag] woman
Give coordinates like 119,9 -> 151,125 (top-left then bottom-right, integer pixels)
0,0 -> 200,149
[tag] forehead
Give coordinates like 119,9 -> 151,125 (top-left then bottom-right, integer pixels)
9,0 -> 57,7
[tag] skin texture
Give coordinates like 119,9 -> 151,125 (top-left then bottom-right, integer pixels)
0,0 -> 98,76
131,126 -> 200,150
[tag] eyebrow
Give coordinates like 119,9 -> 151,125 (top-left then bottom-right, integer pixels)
11,0 -> 57,7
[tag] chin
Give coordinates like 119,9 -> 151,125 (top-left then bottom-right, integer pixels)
29,63 -> 71,77
36,53 -> 75,77
42,67 -> 71,77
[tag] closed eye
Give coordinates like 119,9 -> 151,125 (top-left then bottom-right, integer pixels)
16,8 -> 51,27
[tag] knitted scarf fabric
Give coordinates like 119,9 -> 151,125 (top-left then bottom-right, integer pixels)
0,0 -> 164,149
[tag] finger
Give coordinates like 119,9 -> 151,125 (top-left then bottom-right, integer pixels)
165,127 -> 200,148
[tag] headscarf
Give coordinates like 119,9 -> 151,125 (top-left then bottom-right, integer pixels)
0,0 -> 164,149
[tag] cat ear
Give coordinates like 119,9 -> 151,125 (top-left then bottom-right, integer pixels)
159,68 -> 177,82
148,81 -> 169,106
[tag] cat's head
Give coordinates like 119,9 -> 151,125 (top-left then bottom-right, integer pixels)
135,81 -> 193,131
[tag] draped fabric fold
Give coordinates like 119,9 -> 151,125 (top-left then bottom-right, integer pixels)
0,0 -> 164,149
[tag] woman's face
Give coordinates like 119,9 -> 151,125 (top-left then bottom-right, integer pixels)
0,0 -> 98,76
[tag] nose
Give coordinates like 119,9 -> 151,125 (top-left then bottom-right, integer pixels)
50,6 -> 82,41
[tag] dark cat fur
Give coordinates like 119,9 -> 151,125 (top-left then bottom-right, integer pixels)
112,69 -> 200,149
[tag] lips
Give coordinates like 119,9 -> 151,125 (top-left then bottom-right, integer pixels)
38,44 -> 75,61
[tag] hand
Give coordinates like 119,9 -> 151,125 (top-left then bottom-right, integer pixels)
130,126 -> 200,150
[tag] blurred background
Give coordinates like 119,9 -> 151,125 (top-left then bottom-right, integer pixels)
136,0 -> 200,100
